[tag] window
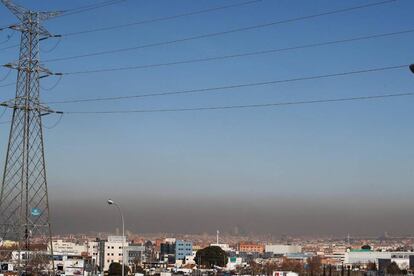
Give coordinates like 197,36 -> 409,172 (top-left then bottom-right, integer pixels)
111,246 -> 114,249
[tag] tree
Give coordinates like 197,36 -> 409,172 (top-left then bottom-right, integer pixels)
386,262 -> 401,275
134,265 -> 145,275
263,261 -> 278,276
249,260 -> 263,275
280,258 -> 304,274
108,262 -> 130,276
361,244 -> 371,250
132,256 -> 143,273
306,256 -> 322,275
194,246 -> 228,268
366,262 -> 377,271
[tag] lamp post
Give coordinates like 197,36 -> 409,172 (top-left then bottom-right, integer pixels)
107,199 -> 125,276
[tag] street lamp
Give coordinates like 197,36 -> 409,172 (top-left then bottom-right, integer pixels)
107,199 -> 125,276
409,64 -> 414,74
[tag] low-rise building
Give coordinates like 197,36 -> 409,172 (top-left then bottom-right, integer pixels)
265,245 -> 302,255
237,242 -> 264,253
344,249 -> 414,270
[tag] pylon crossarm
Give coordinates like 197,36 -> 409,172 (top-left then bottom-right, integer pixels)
1,0 -> 27,21
3,63 -> 61,78
0,101 -> 62,114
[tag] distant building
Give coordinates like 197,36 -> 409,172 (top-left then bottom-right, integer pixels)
265,245 -> 302,255
126,245 -> 146,266
102,236 -> 127,271
175,240 -> 193,260
51,240 -> 87,256
273,272 -> 299,276
54,255 -> 85,276
237,242 -> 264,253
210,243 -> 233,252
227,257 -> 244,270
160,240 -> 176,264
344,250 -> 414,270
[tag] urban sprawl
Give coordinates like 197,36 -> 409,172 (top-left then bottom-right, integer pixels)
2,232 -> 414,275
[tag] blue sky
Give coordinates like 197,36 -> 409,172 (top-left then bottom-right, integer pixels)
0,0 -> 413,234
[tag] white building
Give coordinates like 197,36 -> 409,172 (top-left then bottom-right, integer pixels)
344,250 -> 414,270
86,240 -> 100,268
54,255 -> 85,276
265,245 -> 302,255
103,236 -> 127,271
344,250 -> 390,265
226,257 -> 244,271
184,251 -> 196,265
273,272 -> 299,276
125,245 -> 145,266
52,240 -> 87,256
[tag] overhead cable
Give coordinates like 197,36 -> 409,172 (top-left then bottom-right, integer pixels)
62,29 -> 414,75
56,0 -> 128,18
63,0 -> 263,37
62,92 -> 413,114
46,64 -> 409,104
44,0 -> 398,63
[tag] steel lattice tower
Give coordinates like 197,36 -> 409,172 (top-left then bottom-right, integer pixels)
0,0 -> 61,274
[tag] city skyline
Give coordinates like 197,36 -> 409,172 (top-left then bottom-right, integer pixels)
0,0 -> 413,236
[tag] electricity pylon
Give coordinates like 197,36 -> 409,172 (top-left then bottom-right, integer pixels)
0,0 -> 61,274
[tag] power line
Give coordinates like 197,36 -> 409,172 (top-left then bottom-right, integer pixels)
62,0 -> 263,37
0,0 -> 261,52
0,43 -> 18,51
44,0 -> 397,63
62,92 -> 413,114
57,0 -> 127,18
0,82 -> 14,88
62,29 -> 414,75
46,64 -> 409,104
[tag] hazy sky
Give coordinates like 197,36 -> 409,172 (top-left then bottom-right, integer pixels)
0,0 -> 413,236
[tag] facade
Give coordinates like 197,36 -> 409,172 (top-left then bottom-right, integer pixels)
265,245 -> 302,255
126,245 -> 146,266
52,240 -> 87,256
237,242 -> 264,253
175,240 -> 193,260
102,236 -> 127,271
160,242 -> 175,256
344,250 -> 414,270
54,255 -> 85,276
227,257 -> 244,270
85,240 -> 100,270
273,272 -> 299,276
